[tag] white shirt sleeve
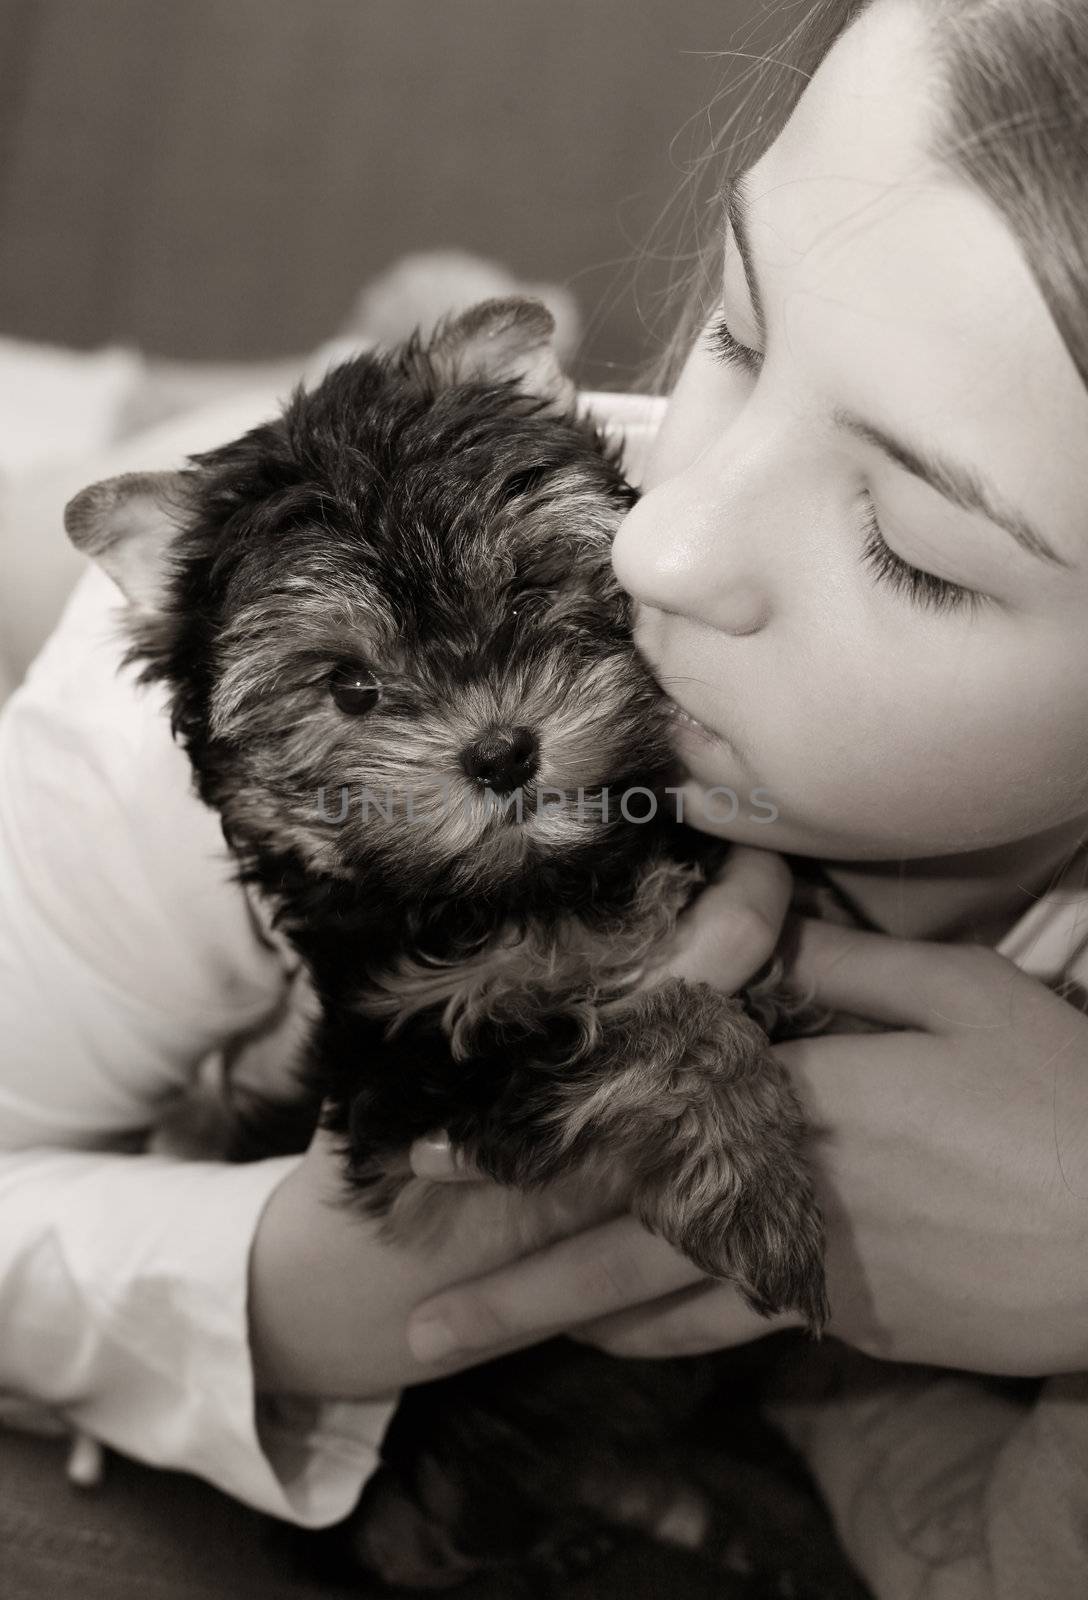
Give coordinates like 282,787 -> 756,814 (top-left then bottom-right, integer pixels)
0,517 -> 396,1523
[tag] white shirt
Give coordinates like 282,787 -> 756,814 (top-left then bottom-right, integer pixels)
1,381 -> 1085,1526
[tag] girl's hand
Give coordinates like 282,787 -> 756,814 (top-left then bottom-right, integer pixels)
407,918 -> 1088,1378
248,1122 -> 618,1399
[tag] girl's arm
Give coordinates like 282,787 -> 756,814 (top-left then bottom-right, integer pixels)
766,1344 -> 1088,1600
0,1145 -> 389,1525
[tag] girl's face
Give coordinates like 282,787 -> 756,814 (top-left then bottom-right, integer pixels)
612,0 -> 1088,860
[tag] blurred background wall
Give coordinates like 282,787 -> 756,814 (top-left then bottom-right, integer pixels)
0,0 -> 772,389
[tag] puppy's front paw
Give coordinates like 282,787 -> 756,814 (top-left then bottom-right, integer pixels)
621,981 -> 829,1329
636,1143 -> 829,1331
713,1176 -> 829,1331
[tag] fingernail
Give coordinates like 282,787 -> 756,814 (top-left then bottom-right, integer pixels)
411,1133 -> 464,1179
418,1131 -> 451,1156
407,1314 -> 460,1364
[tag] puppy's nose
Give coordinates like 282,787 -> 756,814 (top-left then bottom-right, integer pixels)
460,725 -> 539,792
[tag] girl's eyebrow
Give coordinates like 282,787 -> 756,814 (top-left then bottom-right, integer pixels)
721,174 -> 1075,572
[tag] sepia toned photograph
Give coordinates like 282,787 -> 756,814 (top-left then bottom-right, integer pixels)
1,3 -> 1086,1597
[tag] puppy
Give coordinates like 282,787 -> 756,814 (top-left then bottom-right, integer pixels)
65,298 -> 841,1591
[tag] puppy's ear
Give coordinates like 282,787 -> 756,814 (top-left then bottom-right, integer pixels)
427,296 -> 576,414
64,471 -> 191,614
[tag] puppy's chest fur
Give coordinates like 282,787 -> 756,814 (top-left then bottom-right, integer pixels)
258,830 -> 727,1180
360,854 -> 703,1039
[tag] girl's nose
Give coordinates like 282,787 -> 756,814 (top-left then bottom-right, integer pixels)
612,480 -> 772,636
611,467 -> 774,636
611,416 -> 796,637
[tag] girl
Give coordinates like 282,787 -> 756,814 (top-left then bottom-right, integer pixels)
2,0 -> 1087,1595
405,0 -> 1088,1592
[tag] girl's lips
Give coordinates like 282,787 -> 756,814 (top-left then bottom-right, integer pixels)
663,696 -> 724,749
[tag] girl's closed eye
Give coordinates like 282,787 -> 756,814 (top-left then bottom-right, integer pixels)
704,307 -> 761,377
702,308 -> 987,618
856,494 -> 984,616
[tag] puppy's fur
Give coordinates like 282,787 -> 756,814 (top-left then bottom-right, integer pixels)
65,298 -> 844,1592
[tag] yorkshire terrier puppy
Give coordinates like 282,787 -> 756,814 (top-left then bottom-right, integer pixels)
64,298 -> 845,1593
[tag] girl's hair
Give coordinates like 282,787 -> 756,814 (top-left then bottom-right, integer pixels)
934,0 -> 1088,388
645,0 -> 1088,395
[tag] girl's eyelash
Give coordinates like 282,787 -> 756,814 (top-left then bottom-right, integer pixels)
858,496 -> 984,616
704,309 -> 761,374
703,308 -> 986,619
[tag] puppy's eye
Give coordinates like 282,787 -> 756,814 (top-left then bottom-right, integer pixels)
329,661 -> 382,715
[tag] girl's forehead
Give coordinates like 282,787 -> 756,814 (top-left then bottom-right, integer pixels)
737,0 -> 1088,575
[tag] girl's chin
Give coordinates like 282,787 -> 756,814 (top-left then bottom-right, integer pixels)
668,726 -> 749,798
668,770 -> 781,840
674,771 -> 864,855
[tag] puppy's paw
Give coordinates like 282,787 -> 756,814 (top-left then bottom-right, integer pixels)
721,1186 -> 830,1331
636,1159 -> 828,1331
618,985 -> 829,1328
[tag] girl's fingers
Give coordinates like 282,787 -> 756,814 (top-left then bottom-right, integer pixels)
407,1213 -> 703,1363
663,844 -> 793,993
570,1280 -> 798,1359
409,1131 -> 481,1182
781,915 -> 1018,1033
